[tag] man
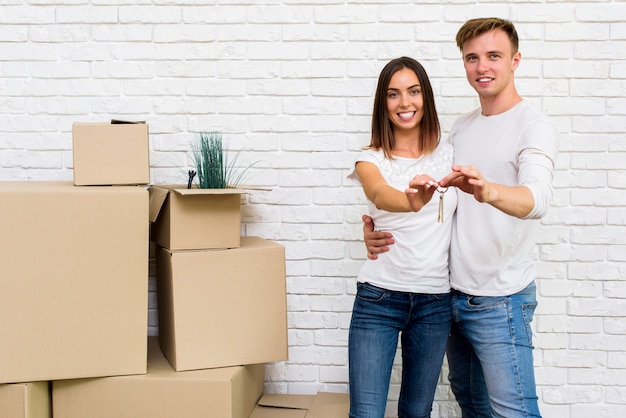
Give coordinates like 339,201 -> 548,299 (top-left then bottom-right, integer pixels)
363,18 -> 558,417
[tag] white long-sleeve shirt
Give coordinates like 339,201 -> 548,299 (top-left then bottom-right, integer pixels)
449,100 -> 559,296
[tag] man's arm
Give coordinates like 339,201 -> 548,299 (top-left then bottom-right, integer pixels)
362,214 -> 394,260
438,165 -> 534,218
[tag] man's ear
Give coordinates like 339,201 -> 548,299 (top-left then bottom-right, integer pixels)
512,51 -> 521,71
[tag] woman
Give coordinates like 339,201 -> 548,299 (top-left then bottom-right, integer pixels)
347,57 -> 456,418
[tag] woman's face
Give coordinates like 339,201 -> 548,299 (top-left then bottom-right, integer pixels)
385,67 -> 424,133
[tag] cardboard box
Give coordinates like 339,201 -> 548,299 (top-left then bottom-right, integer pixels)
149,185 -> 244,250
157,236 -> 287,371
52,337 -> 264,418
0,382 -> 51,418
249,392 -> 350,418
72,121 -> 150,186
0,181 -> 149,383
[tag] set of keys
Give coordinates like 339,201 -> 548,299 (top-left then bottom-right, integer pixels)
425,180 -> 448,223
437,187 -> 448,223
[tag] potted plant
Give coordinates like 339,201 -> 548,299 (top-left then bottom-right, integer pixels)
189,131 -> 254,189
148,132 -> 255,251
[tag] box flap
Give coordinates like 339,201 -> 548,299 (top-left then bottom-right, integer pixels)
305,392 -> 350,418
257,394 -> 315,410
250,394 -> 312,418
250,407 -> 307,418
172,187 -> 245,196
148,185 -> 245,223
148,186 -> 170,222
251,392 -> 348,418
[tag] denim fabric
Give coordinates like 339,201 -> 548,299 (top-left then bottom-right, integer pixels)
447,281 -> 541,418
348,282 -> 452,418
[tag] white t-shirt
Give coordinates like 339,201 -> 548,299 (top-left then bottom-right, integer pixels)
348,143 -> 456,293
449,100 -> 559,296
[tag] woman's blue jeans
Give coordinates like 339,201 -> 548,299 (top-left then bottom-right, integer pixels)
446,281 -> 542,418
348,282 -> 451,418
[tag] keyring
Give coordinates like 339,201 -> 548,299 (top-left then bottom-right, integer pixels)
436,187 -> 448,223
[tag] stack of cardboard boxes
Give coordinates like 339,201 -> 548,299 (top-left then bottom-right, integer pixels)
0,122 -> 151,418
149,185 -> 288,373
0,121 -> 348,418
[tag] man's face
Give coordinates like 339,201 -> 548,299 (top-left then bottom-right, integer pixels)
461,29 -> 521,100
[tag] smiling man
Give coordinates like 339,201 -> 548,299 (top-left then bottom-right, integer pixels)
435,18 -> 560,418
364,18 -> 559,417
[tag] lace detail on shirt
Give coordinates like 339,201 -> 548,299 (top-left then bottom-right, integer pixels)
378,144 -> 453,184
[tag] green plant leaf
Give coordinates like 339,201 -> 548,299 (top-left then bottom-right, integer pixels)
190,132 -> 256,189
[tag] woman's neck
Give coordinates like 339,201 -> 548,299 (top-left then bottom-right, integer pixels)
392,131 -> 422,158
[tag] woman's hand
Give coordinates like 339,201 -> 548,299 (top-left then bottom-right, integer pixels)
405,174 -> 438,211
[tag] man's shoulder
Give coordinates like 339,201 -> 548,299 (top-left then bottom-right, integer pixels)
515,101 -> 557,132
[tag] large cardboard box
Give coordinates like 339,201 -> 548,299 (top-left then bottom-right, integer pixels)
149,185 -> 244,250
0,382 -> 51,418
52,337 -> 264,418
249,392 -> 350,418
0,182 -> 149,383
157,236 -> 287,371
72,121 -> 150,186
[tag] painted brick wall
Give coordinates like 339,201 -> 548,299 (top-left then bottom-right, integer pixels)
1,1 -> 625,417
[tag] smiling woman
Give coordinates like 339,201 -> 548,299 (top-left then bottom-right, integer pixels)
345,56 -> 457,418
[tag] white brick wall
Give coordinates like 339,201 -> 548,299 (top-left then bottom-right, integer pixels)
2,1 -> 625,417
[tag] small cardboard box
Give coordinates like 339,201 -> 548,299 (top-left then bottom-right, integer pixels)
157,236 -> 287,371
149,185 -> 244,250
0,382 -> 51,418
72,121 -> 150,186
249,392 -> 350,418
0,181 -> 149,383
52,337 -> 264,418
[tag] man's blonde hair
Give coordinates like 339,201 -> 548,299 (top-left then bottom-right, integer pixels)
456,18 -> 519,54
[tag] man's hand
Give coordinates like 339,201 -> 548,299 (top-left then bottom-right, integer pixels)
439,165 -> 534,218
363,214 -> 394,260
439,164 -> 496,203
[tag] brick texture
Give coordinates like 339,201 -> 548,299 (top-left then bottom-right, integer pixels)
1,2 -> 625,417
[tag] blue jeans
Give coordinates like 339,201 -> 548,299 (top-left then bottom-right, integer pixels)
447,281 -> 542,418
348,282 -> 451,418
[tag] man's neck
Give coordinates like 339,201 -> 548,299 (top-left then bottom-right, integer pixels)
480,87 -> 523,116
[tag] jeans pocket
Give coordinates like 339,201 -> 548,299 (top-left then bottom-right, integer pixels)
467,295 -> 507,310
356,282 -> 387,302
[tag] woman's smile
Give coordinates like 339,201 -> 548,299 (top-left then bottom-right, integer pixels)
398,111 -> 416,121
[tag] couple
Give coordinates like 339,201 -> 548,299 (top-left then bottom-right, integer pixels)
347,18 -> 559,418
